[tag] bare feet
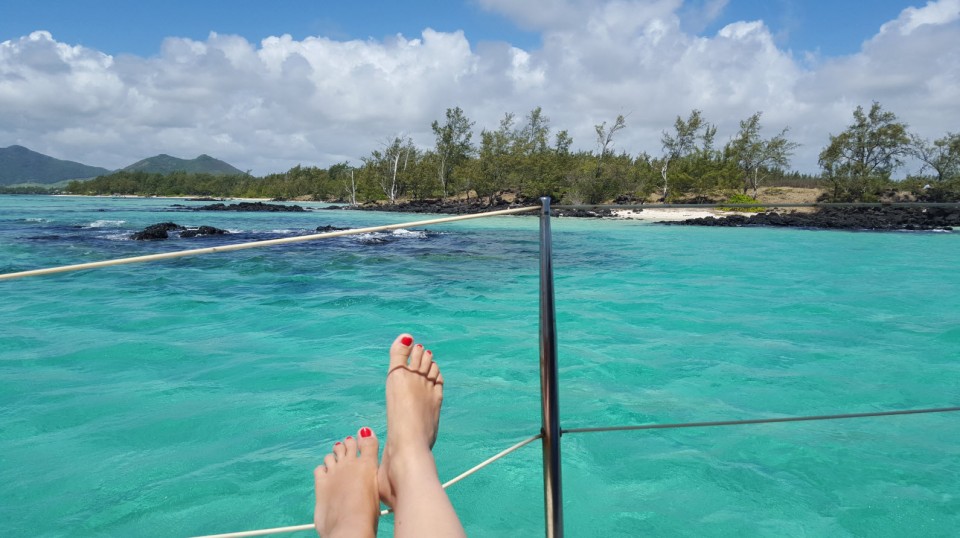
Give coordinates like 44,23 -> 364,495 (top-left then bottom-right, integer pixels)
313,427 -> 380,538
378,334 -> 444,507
378,334 -> 465,538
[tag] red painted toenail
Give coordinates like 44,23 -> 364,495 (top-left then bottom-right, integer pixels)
345,436 -> 352,440
335,442 -> 342,446
426,349 -> 432,354
416,343 -> 423,349
401,336 -> 413,346
360,427 -> 373,438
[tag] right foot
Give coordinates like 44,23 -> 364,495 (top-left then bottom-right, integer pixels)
378,333 -> 444,507
313,427 -> 380,538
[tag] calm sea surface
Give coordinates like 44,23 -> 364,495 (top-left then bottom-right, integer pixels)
1,195 -> 958,537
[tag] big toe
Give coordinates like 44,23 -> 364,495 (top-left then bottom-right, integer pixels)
389,334 -> 414,371
357,426 -> 379,462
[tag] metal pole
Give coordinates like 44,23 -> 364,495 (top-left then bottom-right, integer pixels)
538,197 -> 564,537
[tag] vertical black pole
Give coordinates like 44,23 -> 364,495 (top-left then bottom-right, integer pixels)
539,197 -> 563,537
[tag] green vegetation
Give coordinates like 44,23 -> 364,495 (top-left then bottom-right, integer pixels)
727,112 -> 799,198
56,103 -> 959,203
65,169 -> 345,200
719,193 -> 765,212
906,132 -> 960,202
818,102 -> 911,202
0,185 -> 56,195
817,102 -> 960,202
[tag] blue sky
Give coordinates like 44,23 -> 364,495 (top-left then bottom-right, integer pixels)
0,0 -> 539,55
696,0 -> 920,55
1,0 -> 957,175
2,0 -> 921,58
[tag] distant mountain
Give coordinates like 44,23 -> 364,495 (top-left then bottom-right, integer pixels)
0,145 -> 111,186
122,154 -> 246,176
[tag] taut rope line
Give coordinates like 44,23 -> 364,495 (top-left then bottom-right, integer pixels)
0,206 -> 539,281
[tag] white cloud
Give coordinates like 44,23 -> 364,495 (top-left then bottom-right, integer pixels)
879,0 -> 960,35
798,0 -> 960,144
0,0 -> 957,176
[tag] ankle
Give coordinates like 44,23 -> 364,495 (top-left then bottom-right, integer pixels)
324,521 -> 377,538
387,445 -> 439,483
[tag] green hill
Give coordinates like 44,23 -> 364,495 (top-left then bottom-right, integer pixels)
0,145 -> 111,186
122,154 -> 246,175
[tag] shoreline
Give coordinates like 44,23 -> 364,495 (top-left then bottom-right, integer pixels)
611,208 -> 735,222
51,193 -> 277,202
30,193 -> 959,231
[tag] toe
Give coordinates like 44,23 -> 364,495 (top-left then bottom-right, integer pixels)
408,344 -> 425,371
332,440 -> 346,459
357,426 -> 379,462
434,372 -> 444,401
323,453 -> 336,469
427,361 -> 440,381
418,349 -> 433,374
389,334 -> 415,371
343,435 -> 358,458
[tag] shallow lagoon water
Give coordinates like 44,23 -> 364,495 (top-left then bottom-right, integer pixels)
1,195 -> 958,537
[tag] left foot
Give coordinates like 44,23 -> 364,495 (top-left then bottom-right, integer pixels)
313,427 -> 380,538
378,334 -> 445,508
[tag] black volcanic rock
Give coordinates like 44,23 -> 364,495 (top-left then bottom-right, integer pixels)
341,197 -> 511,215
667,207 -> 957,231
327,194 -> 595,217
131,222 -> 229,240
194,201 -> 306,212
180,225 -> 228,238
131,222 -> 183,240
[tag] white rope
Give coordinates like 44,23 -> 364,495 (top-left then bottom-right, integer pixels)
440,433 -> 542,489
191,523 -> 316,538
0,206 -> 539,281
192,433 -> 543,538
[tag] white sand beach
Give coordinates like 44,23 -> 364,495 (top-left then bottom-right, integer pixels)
612,208 -> 734,222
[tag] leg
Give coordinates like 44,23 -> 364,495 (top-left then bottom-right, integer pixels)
379,334 -> 466,538
314,427 -> 380,538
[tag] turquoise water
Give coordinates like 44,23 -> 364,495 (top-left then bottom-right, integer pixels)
1,195 -> 958,537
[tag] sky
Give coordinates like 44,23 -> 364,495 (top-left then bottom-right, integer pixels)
1,0 -> 958,176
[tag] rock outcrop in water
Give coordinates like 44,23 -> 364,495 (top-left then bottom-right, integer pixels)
131,222 -> 181,240
131,222 -> 228,240
180,225 -> 228,238
668,206 -> 958,231
193,201 -> 306,212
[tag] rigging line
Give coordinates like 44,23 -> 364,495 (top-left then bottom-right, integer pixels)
192,433 -> 543,538
440,432 -> 542,490
193,523 -> 315,538
0,206 -> 540,282
562,406 -> 960,435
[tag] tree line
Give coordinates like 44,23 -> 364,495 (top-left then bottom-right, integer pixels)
62,102 -> 959,203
